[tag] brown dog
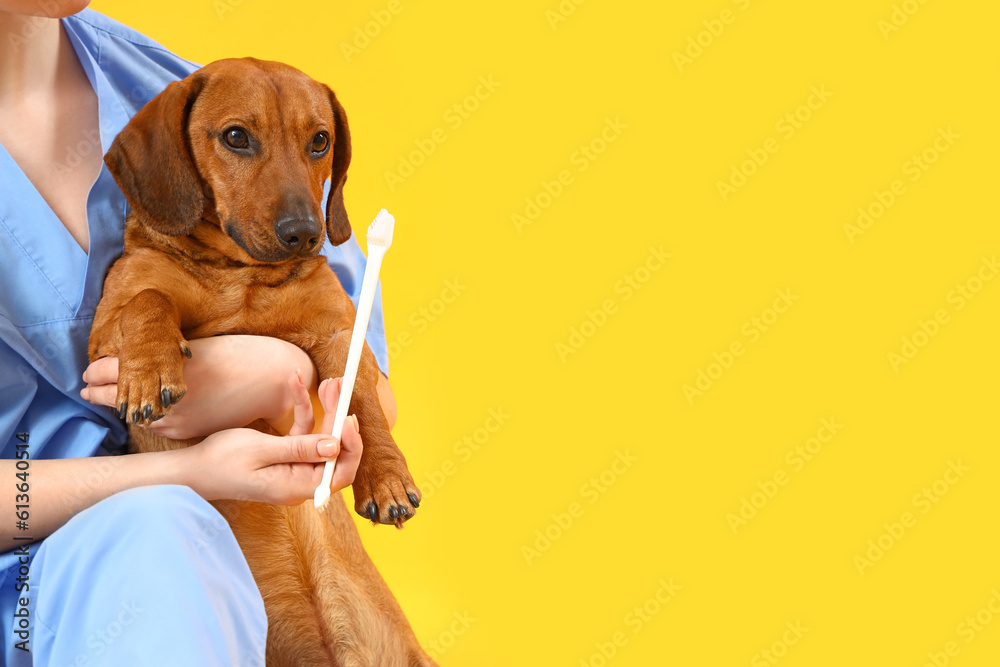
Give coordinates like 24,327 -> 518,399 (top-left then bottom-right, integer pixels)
88,58 -> 435,666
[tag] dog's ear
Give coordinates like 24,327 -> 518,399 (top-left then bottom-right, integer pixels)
105,75 -> 206,236
324,86 -> 353,246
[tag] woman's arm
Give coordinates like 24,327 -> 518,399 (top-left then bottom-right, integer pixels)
3,448 -> 187,544
82,335 -> 397,437
4,376 -> 361,545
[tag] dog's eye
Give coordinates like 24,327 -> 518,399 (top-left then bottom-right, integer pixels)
223,127 -> 250,150
311,132 -> 330,154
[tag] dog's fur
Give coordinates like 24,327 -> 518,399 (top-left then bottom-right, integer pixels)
88,58 -> 435,666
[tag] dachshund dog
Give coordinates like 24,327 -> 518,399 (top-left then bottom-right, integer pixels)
88,58 -> 435,666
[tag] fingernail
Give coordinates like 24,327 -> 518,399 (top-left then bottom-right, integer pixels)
318,439 -> 338,457
319,378 -> 329,391
351,414 -> 360,431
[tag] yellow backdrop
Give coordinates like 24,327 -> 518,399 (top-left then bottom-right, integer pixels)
89,0 -> 1000,664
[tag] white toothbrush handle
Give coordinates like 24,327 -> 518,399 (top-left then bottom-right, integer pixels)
317,247 -> 386,491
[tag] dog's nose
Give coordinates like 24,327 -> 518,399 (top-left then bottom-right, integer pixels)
275,217 -> 322,254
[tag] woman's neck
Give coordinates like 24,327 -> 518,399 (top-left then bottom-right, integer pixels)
0,12 -> 69,102
0,10 -> 100,254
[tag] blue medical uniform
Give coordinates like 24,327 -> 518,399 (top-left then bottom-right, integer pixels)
0,9 -> 389,665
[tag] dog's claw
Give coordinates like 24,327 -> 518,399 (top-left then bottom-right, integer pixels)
180,342 -> 192,359
118,402 -> 128,420
131,409 -> 141,424
142,405 -> 152,420
352,451 -> 420,525
161,388 -> 172,409
150,413 -> 165,422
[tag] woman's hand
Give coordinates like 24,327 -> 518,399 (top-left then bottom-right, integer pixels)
182,377 -> 362,504
82,335 -> 317,439
19,375 -> 361,543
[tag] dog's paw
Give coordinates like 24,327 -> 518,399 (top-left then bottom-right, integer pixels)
117,339 -> 190,425
353,453 -> 421,528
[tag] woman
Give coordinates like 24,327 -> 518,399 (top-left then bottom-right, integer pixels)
0,2 -> 394,664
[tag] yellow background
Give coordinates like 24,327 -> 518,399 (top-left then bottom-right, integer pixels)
89,0 -> 1000,664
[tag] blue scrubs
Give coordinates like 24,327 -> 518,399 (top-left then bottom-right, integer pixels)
0,9 -> 389,665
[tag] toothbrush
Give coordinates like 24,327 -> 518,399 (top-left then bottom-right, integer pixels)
314,208 -> 395,512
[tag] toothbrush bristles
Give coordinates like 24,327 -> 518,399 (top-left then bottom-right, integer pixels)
315,488 -> 330,512
367,208 -> 395,249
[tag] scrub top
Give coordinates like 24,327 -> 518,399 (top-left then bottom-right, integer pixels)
0,8 -> 389,576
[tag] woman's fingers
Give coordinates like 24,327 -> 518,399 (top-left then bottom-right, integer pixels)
146,413 -> 185,439
262,432 -> 343,504
82,356 -> 119,385
315,376 -> 362,491
318,376 -> 357,436
81,382 -> 118,408
331,414 -> 363,491
262,432 -> 339,466
80,357 -> 119,407
318,376 -> 343,434
287,368 -> 315,436
192,420 -> 358,505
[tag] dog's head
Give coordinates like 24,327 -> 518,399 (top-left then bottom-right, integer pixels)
106,57 -> 352,262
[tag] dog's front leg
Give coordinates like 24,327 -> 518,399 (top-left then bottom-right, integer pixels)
310,330 -> 421,527
104,288 -> 191,425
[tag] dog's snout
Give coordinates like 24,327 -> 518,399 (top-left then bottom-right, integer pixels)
275,217 -> 322,254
